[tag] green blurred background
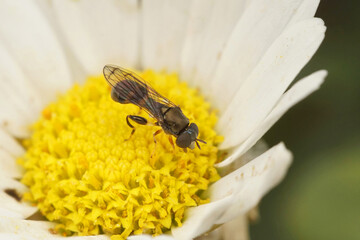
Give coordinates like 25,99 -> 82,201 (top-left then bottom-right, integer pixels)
250,1 -> 360,239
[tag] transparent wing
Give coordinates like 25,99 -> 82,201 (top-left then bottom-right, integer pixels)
103,65 -> 176,120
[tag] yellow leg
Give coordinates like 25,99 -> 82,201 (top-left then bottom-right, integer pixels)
168,136 -> 175,152
151,129 -> 163,159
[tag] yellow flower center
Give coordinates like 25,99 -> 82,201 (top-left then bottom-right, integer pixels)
19,70 -> 222,239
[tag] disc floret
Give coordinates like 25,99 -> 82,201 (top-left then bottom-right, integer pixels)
20,70 -> 222,239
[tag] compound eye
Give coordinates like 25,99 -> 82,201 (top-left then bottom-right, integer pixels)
188,123 -> 199,135
176,132 -> 192,148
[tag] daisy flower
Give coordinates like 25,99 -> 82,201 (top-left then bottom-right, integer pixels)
0,0 -> 327,239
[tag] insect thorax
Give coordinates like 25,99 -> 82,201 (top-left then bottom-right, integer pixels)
162,107 -> 189,136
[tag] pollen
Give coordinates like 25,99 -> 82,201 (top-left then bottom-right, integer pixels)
19,70 -> 222,239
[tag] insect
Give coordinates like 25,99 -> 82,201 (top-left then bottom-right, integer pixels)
103,65 -> 206,150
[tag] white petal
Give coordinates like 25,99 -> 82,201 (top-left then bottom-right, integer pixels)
0,233 -> 110,240
0,44 -> 42,114
0,177 -> 38,219
218,18 -> 326,149
129,235 -> 174,240
0,216 -> 111,239
0,43 -> 44,138
0,97 -> 29,138
0,0 -> 72,104
53,0 -> 140,75
0,233 -> 37,240
211,143 -> 292,224
0,216 -> 54,236
216,215 -> 249,240
0,149 -> 23,178
0,176 -> 28,195
288,0 -> 321,25
209,0 -> 320,108
0,128 -> 24,157
216,70 -> 327,167
180,0 -> 249,88
32,0 -> 88,84
0,234 -> 110,240
141,0 -> 192,72
171,195 -> 233,240
0,193 -> 37,220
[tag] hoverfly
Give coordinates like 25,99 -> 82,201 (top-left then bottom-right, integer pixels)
103,65 -> 206,150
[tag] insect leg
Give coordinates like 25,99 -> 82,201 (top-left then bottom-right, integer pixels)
168,136 -> 175,151
152,129 -> 162,145
126,115 -> 148,140
127,115 -> 148,126
151,129 -> 163,158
